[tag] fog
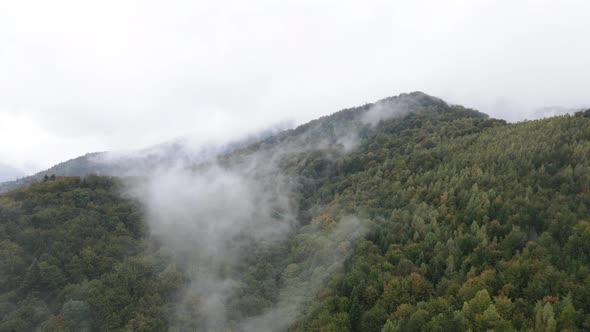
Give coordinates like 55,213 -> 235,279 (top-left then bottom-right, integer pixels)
1,2 -> 588,330
132,163 -> 296,330
104,92 -> 431,330
1,0 -> 589,177
0,164 -> 24,183
123,140 -> 350,330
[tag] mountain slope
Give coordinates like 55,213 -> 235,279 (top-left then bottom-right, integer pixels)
297,108 -> 590,332
0,123 -> 289,194
1,93 -> 589,331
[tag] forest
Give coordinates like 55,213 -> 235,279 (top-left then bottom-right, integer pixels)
1,93 -> 590,331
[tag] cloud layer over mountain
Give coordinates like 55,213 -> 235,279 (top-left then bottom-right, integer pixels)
1,0 -> 589,175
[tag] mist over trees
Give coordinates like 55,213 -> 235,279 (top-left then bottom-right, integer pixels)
1,93 -> 590,331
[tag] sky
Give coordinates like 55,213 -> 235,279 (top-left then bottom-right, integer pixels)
1,0 -> 589,179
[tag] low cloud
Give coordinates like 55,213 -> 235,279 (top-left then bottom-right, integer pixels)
125,156 -> 298,330
121,103 -> 382,330
2,1 -> 589,173
241,216 -> 368,332
0,163 -> 24,182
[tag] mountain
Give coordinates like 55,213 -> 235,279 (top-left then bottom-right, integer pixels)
1,92 -> 590,331
0,122 -> 291,194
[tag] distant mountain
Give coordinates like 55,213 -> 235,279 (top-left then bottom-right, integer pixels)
0,92 -> 458,193
0,122 -> 291,193
531,106 -> 576,119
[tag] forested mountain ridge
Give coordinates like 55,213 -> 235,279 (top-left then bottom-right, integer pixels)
0,123 -> 290,194
1,93 -> 590,331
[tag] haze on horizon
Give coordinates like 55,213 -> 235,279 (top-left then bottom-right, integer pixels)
1,0 -> 589,180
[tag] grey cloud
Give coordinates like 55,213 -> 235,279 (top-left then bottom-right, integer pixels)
0,163 -> 24,182
1,1 -> 589,172
119,98 -> 386,330
125,155 -> 298,331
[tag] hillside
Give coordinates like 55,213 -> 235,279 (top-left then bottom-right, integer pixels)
0,123 -> 289,194
1,93 -> 590,331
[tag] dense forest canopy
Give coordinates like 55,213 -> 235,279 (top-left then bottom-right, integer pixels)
1,93 -> 590,331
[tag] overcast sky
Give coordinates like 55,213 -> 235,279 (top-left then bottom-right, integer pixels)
1,0 -> 589,179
